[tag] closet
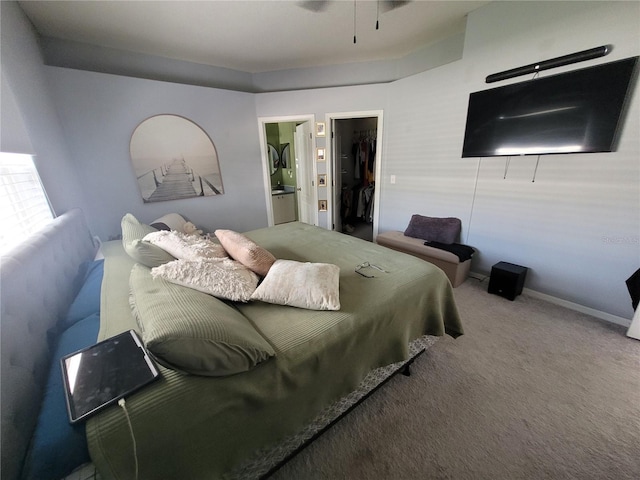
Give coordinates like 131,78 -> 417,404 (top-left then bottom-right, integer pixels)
333,117 -> 378,241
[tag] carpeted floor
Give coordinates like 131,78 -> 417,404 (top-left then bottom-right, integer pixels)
269,279 -> 640,480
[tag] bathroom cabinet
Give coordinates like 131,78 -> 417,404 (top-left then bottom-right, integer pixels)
272,193 -> 296,224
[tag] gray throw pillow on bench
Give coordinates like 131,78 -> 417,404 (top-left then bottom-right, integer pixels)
404,214 -> 461,245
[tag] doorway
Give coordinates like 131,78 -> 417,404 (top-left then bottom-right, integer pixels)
258,115 -> 317,227
329,114 -> 381,242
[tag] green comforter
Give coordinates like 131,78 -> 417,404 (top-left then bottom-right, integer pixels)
87,222 -> 462,479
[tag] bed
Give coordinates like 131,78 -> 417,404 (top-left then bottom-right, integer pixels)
2,209 -> 462,480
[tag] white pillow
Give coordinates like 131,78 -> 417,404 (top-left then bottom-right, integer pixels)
151,258 -> 259,302
144,230 -> 227,261
250,259 -> 340,310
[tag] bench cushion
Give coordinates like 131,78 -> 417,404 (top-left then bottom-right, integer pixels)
378,231 -> 461,263
376,231 -> 471,287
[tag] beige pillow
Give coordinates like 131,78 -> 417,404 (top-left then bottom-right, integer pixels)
214,229 -> 276,276
144,230 -> 227,261
250,259 -> 340,310
151,258 -> 259,302
121,213 -> 176,268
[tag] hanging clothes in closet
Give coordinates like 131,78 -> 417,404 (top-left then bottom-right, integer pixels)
350,130 -> 377,224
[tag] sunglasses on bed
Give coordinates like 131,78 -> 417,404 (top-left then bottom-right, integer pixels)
355,262 -> 389,278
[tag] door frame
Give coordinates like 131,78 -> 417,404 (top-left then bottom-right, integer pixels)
258,114 -> 317,227
325,110 -> 384,239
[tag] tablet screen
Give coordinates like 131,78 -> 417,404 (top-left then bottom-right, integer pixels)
61,330 -> 160,423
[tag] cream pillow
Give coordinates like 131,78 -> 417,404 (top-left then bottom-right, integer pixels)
144,230 -> 227,261
214,229 -> 276,277
250,259 -> 340,310
151,258 -> 259,302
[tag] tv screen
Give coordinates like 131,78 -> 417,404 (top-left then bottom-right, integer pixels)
461,56 -> 638,158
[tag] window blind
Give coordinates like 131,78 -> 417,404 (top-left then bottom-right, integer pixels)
0,153 -> 54,254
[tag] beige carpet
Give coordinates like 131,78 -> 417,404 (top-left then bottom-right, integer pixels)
269,279 -> 640,480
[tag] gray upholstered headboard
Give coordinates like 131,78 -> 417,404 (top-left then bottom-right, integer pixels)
1,208 -> 98,480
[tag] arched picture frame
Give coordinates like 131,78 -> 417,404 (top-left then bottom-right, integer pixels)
130,114 -> 224,202
281,143 -> 290,169
268,144 -> 279,175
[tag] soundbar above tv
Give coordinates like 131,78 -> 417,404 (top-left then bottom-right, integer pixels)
461,56 -> 639,158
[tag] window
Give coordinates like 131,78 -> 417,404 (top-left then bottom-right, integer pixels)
0,152 -> 54,254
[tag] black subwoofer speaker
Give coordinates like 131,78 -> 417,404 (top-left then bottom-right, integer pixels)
488,262 -> 528,301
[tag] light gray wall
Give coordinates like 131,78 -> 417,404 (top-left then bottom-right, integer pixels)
381,0 -> 640,319
45,67 -> 268,240
1,71 -> 33,154
255,83 -> 388,229
3,1 -> 638,321
0,1 -> 86,214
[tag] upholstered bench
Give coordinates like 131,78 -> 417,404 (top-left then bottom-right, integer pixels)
376,231 -> 471,287
376,214 -> 473,288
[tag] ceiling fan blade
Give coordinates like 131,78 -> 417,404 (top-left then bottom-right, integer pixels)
297,1 -> 331,12
380,0 -> 411,13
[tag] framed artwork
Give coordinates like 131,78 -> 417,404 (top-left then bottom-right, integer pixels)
317,174 -> 327,187
316,147 -> 325,162
318,200 -> 327,211
130,114 -> 224,202
316,122 -> 326,137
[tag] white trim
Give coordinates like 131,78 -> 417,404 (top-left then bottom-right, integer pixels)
256,119 -> 275,227
522,288 -> 631,328
325,110 -> 383,237
468,271 -> 631,327
257,114 -> 316,227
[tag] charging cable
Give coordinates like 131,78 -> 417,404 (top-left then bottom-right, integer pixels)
118,398 -> 139,480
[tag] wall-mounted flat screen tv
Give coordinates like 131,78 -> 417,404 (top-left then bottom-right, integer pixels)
461,56 -> 638,158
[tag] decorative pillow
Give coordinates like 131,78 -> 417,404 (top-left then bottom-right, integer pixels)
150,213 -> 187,232
403,214 -> 461,244
151,258 -> 258,302
121,213 -> 176,267
144,230 -> 227,261
130,264 -> 275,376
62,259 -> 104,329
214,229 -> 276,276
250,259 -> 340,311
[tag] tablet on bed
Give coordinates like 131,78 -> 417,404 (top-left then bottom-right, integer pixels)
61,329 -> 160,424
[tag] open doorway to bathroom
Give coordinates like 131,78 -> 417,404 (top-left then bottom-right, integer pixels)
258,115 -> 316,227
329,112 -> 382,242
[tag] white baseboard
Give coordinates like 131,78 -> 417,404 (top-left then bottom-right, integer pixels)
467,270 -> 631,328
522,288 -> 631,328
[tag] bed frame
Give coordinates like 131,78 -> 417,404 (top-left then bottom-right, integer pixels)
0,209 -> 448,480
231,336 -> 434,479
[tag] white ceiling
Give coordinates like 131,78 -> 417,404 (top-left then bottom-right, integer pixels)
19,0 -> 490,73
